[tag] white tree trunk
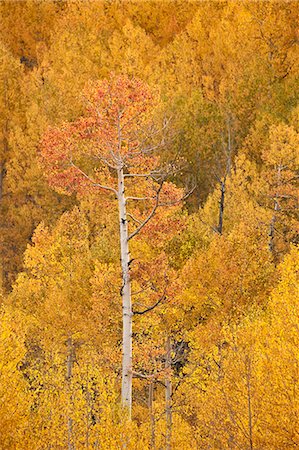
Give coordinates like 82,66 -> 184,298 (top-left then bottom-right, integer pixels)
118,167 -> 132,416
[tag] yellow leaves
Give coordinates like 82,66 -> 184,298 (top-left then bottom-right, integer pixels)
176,246 -> 299,449
0,2 -> 298,447
23,222 -> 52,277
179,219 -> 274,326
266,123 -> 299,168
106,19 -> 157,78
0,306 -> 31,449
269,245 -> 299,332
0,0 -> 61,62
92,261 -> 121,311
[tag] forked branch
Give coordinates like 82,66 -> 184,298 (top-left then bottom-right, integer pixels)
127,182 -> 164,241
133,293 -> 166,315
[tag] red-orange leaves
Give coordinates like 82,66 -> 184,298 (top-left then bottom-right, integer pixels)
40,122 -> 90,195
41,74 -> 158,196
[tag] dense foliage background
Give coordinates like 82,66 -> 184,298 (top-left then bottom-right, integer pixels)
0,1 -> 298,448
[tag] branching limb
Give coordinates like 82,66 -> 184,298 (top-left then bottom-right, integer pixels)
127,181 -> 196,240
133,293 -> 166,316
131,283 -> 152,297
128,182 -> 164,241
70,161 -> 118,195
132,371 -> 156,380
158,184 -> 197,207
124,170 -> 169,183
124,173 -> 153,178
127,212 -> 142,225
94,153 -> 118,170
126,195 -> 156,201
198,216 -> 219,234
132,371 -> 166,387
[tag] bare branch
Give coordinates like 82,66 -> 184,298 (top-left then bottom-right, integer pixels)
70,161 -> 118,195
126,195 -> 156,202
127,212 -> 142,225
133,293 -> 166,316
128,182 -> 164,241
131,283 -> 152,297
132,371 -> 156,380
124,173 -> 152,178
124,171 -> 164,184
94,154 -> 118,170
158,184 -> 197,207
132,371 -> 166,387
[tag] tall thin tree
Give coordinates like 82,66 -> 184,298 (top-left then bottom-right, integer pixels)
41,74 -> 185,417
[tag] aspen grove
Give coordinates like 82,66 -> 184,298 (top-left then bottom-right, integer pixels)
0,1 -> 299,449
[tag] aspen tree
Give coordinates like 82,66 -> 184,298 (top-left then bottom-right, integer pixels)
41,74 -> 184,416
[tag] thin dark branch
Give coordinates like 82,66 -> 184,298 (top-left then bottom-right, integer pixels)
132,371 -> 166,387
132,371 -> 156,380
126,195 -> 156,201
133,294 -> 166,316
127,182 -> 164,241
158,184 -> 197,207
127,212 -> 142,225
131,283 -> 152,297
198,215 -> 219,234
124,172 -> 162,182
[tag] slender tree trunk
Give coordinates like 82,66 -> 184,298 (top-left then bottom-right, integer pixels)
84,364 -> 91,449
226,116 -> 232,177
1,80 -> 8,202
269,197 -> 279,254
67,336 -> 74,450
217,180 -> 225,235
0,159 -> 4,290
245,357 -> 253,450
149,382 -> 156,449
268,211 -> 276,253
269,165 -> 281,256
0,160 -> 5,201
165,337 -> 172,450
216,115 -> 233,235
117,167 -> 132,417
1,116 -> 9,288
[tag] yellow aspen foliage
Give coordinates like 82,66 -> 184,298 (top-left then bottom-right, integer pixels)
0,2 -> 298,447
173,246 -> 298,448
0,306 -> 31,449
177,220 -> 274,330
104,19 -> 157,79
2,102 -> 74,288
258,246 -> 299,447
251,122 -> 299,258
0,0 -> 64,62
0,43 -> 22,168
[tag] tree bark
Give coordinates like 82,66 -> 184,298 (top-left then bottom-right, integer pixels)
0,160 -> 5,202
118,167 -> 132,417
149,381 -> 156,449
245,357 -> 253,450
165,337 -> 172,450
67,336 -> 74,450
268,164 -> 281,256
1,80 -> 9,202
217,180 -> 225,235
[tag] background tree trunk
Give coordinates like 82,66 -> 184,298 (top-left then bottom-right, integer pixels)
149,381 -> 156,449
165,337 -> 172,450
67,335 -> 74,450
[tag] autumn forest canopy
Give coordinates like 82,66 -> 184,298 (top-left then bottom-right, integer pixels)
0,1 -> 299,449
